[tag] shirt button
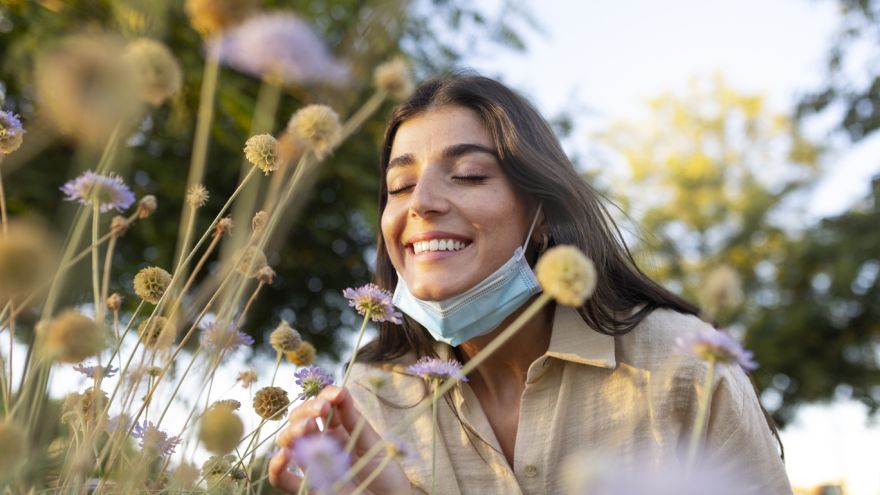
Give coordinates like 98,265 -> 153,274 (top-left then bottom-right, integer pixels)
524,465 -> 538,478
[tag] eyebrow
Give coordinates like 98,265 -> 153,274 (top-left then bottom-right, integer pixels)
387,143 -> 498,170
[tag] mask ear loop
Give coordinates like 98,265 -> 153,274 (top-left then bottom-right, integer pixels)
521,202 -> 544,252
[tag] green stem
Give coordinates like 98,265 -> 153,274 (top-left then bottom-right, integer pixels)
340,312 -> 371,388
91,202 -> 102,324
270,351 -> 282,386
686,356 -> 716,470
0,156 -> 8,236
431,379 -> 439,495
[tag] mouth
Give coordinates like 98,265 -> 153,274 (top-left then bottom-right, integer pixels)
409,238 -> 471,255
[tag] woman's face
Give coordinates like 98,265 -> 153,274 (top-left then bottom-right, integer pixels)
381,105 -> 533,301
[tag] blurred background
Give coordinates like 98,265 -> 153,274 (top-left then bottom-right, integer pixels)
0,0 -> 877,493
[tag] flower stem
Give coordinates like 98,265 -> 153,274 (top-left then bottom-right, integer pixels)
91,202 -> 103,323
351,451 -> 393,495
0,156 -> 8,236
270,351 -> 282,386
340,311 -> 371,388
686,356 -> 716,470
431,378 -> 440,495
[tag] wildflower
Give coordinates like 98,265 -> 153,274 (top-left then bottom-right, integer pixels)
42,310 -> 104,363
212,12 -> 348,85
0,221 -> 57,303
294,366 -> 334,401
700,265 -> 744,321
106,293 -> 124,312
185,0 -> 259,36
257,265 -> 276,284
131,420 -> 182,457
214,216 -> 234,236
34,33 -> 138,147
73,363 -> 118,379
243,133 -> 279,175
374,56 -> 414,100
133,266 -> 173,304
287,104 -> 341,159
342,283 -> 402,324
199,406 -> 244,454
0,422 -> 26,480
186,184 -> 210,207
61,170 -> 136,213
110,215 -> 129,236
535,245 -> 597,307
270,320 -> 302,353
251,210 -> 268,233
290,434 -> 350,492
234,246 -> 268,278
199,320 -> 254,353
676,328 -> 758,371
202,455 -> 246,492
137,316 -> 170,348
136,194 -> 157,219
237,368 -> 258,388
407,357 -> 468,382
123,38 -> 182,106
210,399 -> 241,411
0,110 -> 25,155
286,341 -> 316,366
253,386 -> 290,420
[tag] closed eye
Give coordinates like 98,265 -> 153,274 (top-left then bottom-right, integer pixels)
388,184 -> 414,195
452,175 -> 488,183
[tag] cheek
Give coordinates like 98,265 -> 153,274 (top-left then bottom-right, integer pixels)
380,209 -> 401,254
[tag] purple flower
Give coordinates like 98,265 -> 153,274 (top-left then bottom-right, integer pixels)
342,283 -> 402,324
60,170 -> 135,213
676,328 -> 758,371
73,363 -> 119,379
199,320 -> 254,353
290,434 -> 350,492
211,12 -> 349,85
131,420 -> 181,457
294,365 -> 334,401
0,109 -> 25,155
407,357 -> 468,382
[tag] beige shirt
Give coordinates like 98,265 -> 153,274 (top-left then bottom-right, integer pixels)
347,306 -> 793,494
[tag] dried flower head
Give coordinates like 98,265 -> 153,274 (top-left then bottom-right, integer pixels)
146,366 -> 163,377
73,363 -> 118,379
123,38 -> 182,106
700,265 -> 744,321
0,221 -> 57,303
110,215 -> 129,236
138,316 -> 172,348
407,357 -> 468,383
243,133 -> 279,175
133,266 -> 172,304
256,265 -> 276,284
270,320 -> 302,353
185,0 -> 259,36
131,420 -> 182,457
287,104 -> 340,159
34,33 -> 138,147
294,365 -> 334,401
535,245 -> 597,307
186,184 -> 210,208
234,246 -> 268,278
199,320 -> 254,353
199,406 -> 244,454
106,293 -> 124,312
202,454 -> 246,491
342,283 -> 402,324
210,399 -> 241,411
61,171 -> 136,213
0,422 -> 26,480
290,434 -> 350,492
136,195 -> 157,219
0,110 -> 25,155
237,368 -> 258,388
212,12 -> 349,85
374,56 -> 414,100
251,210 -> 268,233
676,328 -> 758,371
253,386 -> 290,420
286,341 -> 316,366
77,387 -> 109,423
42,310 -> 104,363
214,217 -> 233,237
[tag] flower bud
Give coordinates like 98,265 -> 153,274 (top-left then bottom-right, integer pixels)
535,245 -> 597,307
256,266 -> 276,285
251,210 -> 268,233
106,293 -> 124,312
136,195 -> 157,219
214,217 -> 233,237
110,215 -> 130,236
186,184 -> 209,208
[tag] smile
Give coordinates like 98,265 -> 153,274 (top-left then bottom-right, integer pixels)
412,239 -> 469,254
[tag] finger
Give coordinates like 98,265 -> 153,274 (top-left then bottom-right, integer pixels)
276,415 -> 321,448
316,386 -> 386,453
267,447 -> 304,494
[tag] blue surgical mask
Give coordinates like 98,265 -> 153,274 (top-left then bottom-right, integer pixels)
391,206 -> 543,347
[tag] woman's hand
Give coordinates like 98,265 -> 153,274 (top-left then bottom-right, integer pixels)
268,385 -> 412,495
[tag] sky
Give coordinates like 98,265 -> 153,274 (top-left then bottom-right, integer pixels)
462,1 -> 880,493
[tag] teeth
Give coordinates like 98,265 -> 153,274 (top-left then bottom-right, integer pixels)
412,239 -> 467,254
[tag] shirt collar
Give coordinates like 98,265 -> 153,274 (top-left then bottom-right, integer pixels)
544,305 -> 616,369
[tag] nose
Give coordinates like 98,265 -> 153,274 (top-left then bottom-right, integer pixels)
408,171 -> 449,218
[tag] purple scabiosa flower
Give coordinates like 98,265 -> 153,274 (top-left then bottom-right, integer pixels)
407,357 -> 468,382
131,420 -> 182,457
0,109 -> 25,155
294,365 -> 334,401
342,283 -> 402,324
73,363 -> 119,379
676,328 -> 758,371
60,170 -> 136,213
211,12 -> 348,85
290,434 -> 350,492
199,320 -> 254,353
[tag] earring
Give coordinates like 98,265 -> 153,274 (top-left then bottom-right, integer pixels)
536,233 -> 550,254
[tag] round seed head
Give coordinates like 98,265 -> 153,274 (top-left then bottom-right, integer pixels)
42,310 -> 104,363
244,134 -> 279,175
0,221 -> 57,303
186,184 -> 210,208
123,38 -> 182,106
285,341 -> 316,367
269,321 -> 302,353
106,293 -> 124,312
185,0 -> 259,36
199,407 -> 244,454
535,245 -> 597,307
286,104 -> 340,159
253,386 -> 290,420
373,56 -> 413,100
133,266 -> 172,304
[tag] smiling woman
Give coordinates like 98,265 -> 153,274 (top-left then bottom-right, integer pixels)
269,73 -> 795,495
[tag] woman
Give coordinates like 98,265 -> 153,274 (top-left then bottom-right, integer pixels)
269,74 -> 793,494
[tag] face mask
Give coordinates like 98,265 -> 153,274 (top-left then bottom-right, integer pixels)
392,205 -> 543,347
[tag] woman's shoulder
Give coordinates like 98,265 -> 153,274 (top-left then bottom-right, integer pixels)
618,307 -> 711,360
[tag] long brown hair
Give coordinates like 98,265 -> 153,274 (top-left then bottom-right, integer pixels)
357,72 -> 699,365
